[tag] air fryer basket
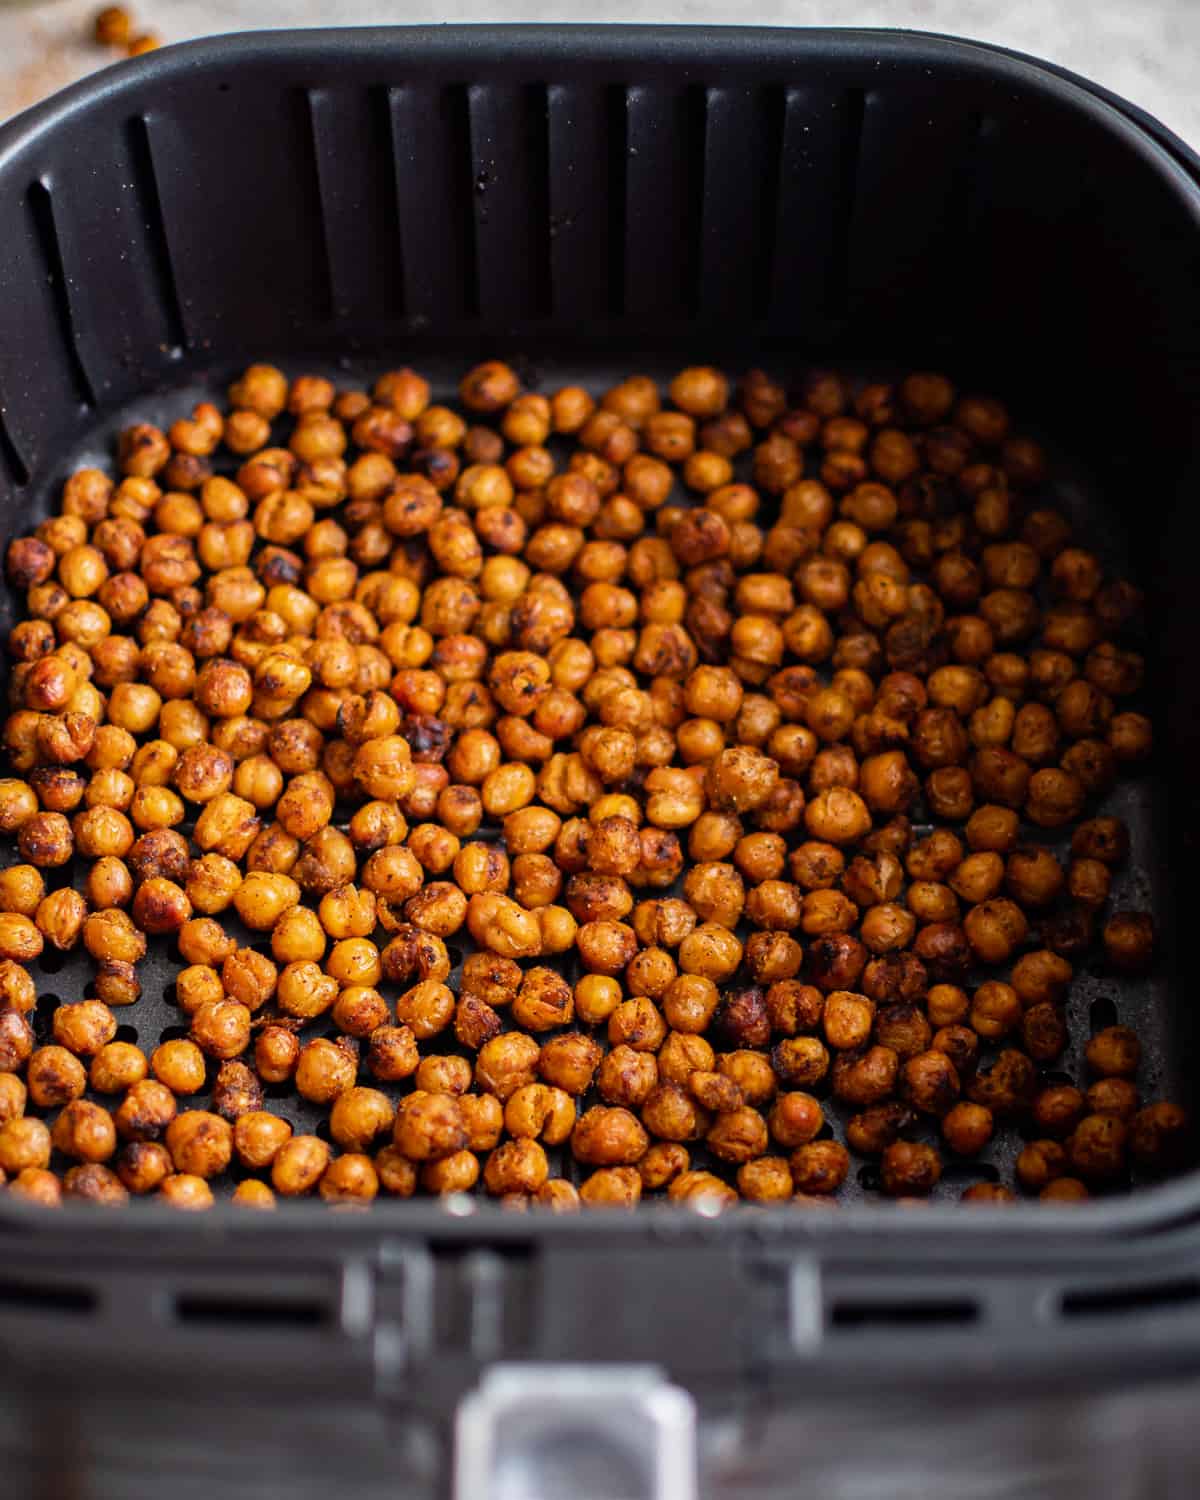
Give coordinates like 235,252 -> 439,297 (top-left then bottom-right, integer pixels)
2,25 -> 1200,1500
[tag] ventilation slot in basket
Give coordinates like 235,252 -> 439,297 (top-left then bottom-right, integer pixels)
0,1280 -> 96,1316
623,83 -> 706,322
0,407 -> 29,487
174,1293 -> 328,1330
697,85 -> 785,324
126,115 -> 187,353
944,110 -> 987,306
831,1297 -> 979,1330
26,182 -> 95,409
307,85 -> 405,325
606,84 -> 629,318
1061,1279 -> 1200,1320
1090,995 -> 1120,1033
467,82 -> 551,323
826,87 -> 866,326
545,81 -> 620,322
390,82 -> 478,321
768,85 -> 861,336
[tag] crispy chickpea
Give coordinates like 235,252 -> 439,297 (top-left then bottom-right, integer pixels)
272,1135 -> 332,1196
1041,1178 -> 1089,1203
1068,1113 -> 1129,1181
191,1000 -> 252,1061
880,1139 -> 941,1197
7,1167 -> 62,1206
116,1142 -> 174,1196
571,1106 -> 649,1165
0,1117 -> 51,1174
733,1156 -> 792,1203
1016,1139 -> 1068,1193
163,1111 -> 232,1178
47,1098 -> 116,1166
113,1080 -> 176,1143
1033,1085 -> 1086,1138
790,1141 -> 850,1195
1131,1103 -> 1190,1173
151,1039 -> 207,1096
1086,1025 -> 1141,1078
1103,911 -> 1155,974
484,1139 -> 549,1196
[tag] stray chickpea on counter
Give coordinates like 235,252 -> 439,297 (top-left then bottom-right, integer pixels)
0,358 -> 1188,1213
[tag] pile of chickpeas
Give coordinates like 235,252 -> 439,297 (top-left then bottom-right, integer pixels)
0,358 -> 1188,1212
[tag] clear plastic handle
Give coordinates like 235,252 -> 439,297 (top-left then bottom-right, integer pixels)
455,1364 -> 697,1500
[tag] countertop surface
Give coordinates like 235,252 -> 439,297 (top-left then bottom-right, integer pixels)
0,0 -> 1196,147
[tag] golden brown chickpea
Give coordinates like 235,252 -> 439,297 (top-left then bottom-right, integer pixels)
366,1144 -> 415,1198
271,1135 -> 331,1196
116,1142 -> 174,1196
595,1046 -> 659,1109
318,1154 -> 379,1206
109,1079 -> 176,1144
902,1050 -> 960,1116
229,1112 -> 292,1173
822,991 -> 875,1051
1033,1085 -> 1086,1138
572,1105 -> 649,1165
151,1039 -> 207,1096
230,1179 -> 276,1209
89,1041 -> 147,1095
536,1033 -> 603,1098
790,1140 -> 850,1195
6,1166 -> 62,1206
17,810 -> 74,868
878,1139 -> 941,1197
732,1155 -> 792,1203
576,1170 -> 642,1206
1086,1025 -> 1141,1078
0,1073 -> 25,1127
1068,1113 -> 1129,1181
483,1138 -> 549,1196
968,980 -> 1021,1042
1015,1139 -> 1068,1193
505,1084 -> 576,1144
0,864 -> 44,917
190,999 -> 252,1061
1103,911 -> 1155,973
61,1163 -> 128,1204
1041,1177 -> 1089,1203
0,1117 -> 51,1174
1131,1103 -> 1190,1173
46,1097 -> 115,1166
162,1110 -> 231,1179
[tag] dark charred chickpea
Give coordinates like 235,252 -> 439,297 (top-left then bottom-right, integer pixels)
1009,950 -> 1072,1008
1131,1103 -> 1190,1173
1103,911 -> 1155,973
1068,1113 -> 1129,1181
942,1101 -> 994,1156
1086,1026 -> 1141,1078
787,1140 -> 849,1195
1087,1078 -> 1139,1120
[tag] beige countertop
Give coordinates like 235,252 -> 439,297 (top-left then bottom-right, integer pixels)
0,1 -> 1196,148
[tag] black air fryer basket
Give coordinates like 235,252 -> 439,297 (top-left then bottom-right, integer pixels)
2,26 -> 1200,1500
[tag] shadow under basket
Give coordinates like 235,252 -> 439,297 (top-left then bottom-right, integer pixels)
2,25 -> 1200,1500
